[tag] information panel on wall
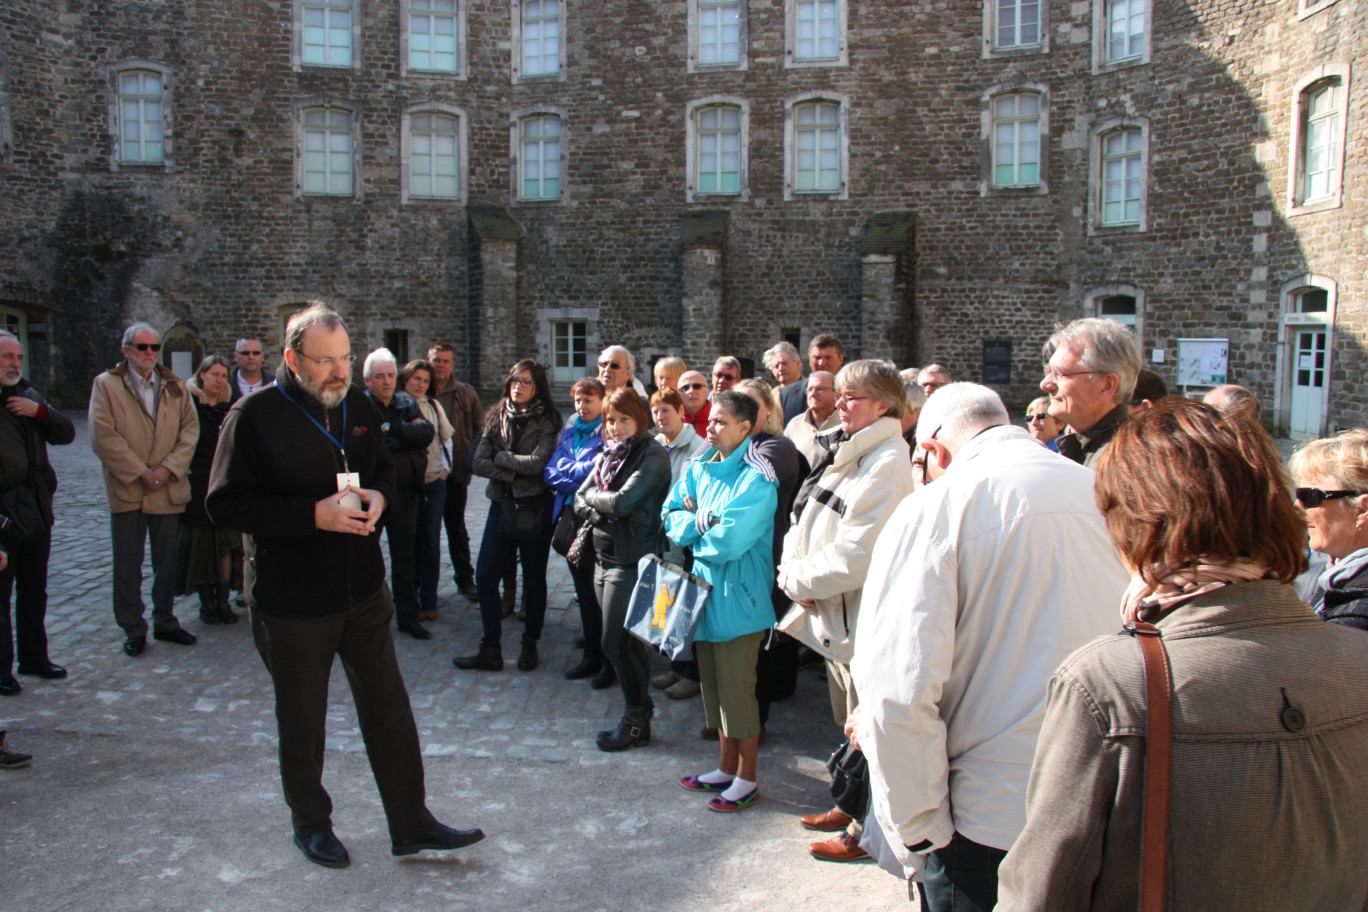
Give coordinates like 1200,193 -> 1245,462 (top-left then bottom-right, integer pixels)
983,340 -> 1011,384
1176,338 -> 1229,388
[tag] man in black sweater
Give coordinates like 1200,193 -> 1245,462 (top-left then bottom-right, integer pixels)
206,304 -> 482,869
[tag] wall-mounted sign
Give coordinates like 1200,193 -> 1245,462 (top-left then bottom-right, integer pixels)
983,340 -> 1011,384
1176,338 -> 1229,388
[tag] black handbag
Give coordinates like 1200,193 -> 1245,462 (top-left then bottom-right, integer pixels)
826,739 -> 870,821
497,484 -> 551,542
551,502 -> 581,556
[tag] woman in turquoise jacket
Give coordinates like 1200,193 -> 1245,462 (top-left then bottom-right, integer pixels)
662,390 -> 778,813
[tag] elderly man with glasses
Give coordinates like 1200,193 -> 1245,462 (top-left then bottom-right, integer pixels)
1039,318 -> 1142,469
677,369 -> 712,437
90,322 -> 200,657
783,371 -> 840,467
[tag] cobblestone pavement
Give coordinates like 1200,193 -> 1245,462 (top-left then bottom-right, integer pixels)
2,414 -> 903,911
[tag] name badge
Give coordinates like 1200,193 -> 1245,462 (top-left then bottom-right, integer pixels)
337,472 -> 362,511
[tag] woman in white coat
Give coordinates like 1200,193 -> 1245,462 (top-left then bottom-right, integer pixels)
777,359 -> 915,862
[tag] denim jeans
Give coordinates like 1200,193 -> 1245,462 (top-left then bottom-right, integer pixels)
415,478 -> 447,615
474,499 -> 550,649
916,832 -> 1008,912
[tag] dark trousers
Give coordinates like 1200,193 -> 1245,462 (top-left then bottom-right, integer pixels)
0,527 -> 53,673
383,488 -> 421,627
414,479 -> 447,615
916,833 -> 1008,912
756,630 -> 800,725
566,546 -> 602,661
443,476 -> 474,584
111,510 -> 181,638
473,501 -> 549,648
595,561 -> 652,720
250,584 -> 436,841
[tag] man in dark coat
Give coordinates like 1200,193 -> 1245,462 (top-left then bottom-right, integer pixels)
206,304 -> 482,869
0,332 -> 75,696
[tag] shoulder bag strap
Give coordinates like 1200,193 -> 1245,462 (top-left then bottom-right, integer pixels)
1128,620 -> 1172,912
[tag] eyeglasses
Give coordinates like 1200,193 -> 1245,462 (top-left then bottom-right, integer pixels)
509,377 -> 535,388
835,392 -> 869,406
809,386 -> 835,395
296,352 -> 356,368
713,372 -> 738,381
598,360 -> 624,371
919,425 -> 942,487
130,343 -> 161,353
1294,488 -> 1361,508
1042,368 -> 1101,383
236,349 -> 263,357
1026,413 -> 1050,423
679,382 -> 708,392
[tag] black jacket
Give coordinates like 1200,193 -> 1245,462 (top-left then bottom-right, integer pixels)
0,379 -> 76,528
227,368 -> 274,405
182,391 -> 231,528
364,389 -> 432,494
471,405 -> 560,502
1317,560 -> 1368,633
575,435 -> 671,568
205,363 -> 395,618
779,379 -> 808,427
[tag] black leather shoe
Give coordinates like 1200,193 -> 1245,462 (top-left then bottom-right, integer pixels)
398,622 -> 433,640
516,637 -> 538,672
591,664 -> 617,690
392,822 -> 485,856
565,655 -> 599,680
293,830 -> 350,868
153,628 -> 198,646
0,674 -> 19,696
123,637 -> 146,657
457,580 -> 480,601
453,646 -> 503,671
596,716 -> 651,752
17,661 -> 67,680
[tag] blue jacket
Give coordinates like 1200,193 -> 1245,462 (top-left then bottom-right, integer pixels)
544,416 -> 603,522
662,440 -> 779,643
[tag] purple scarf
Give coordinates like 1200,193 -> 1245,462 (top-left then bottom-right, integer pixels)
594,438 -> 633,490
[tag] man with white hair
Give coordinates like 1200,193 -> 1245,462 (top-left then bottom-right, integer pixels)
850,382 -> 1127,911
764,341 -> 808,425
1040,318 -> 1142,468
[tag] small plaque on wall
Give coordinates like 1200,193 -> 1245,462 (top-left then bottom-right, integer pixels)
983,340 -> 1011,384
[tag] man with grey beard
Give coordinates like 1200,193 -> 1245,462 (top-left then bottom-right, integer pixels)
0,332 -> 75,697
206,304 -> 483,869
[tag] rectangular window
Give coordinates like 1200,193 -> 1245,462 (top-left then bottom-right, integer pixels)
992,93 -> 1040,187
697,106 -> 741,194
794,102 -> 840,192
410,0 -> 458,72
794,0 -> 839,61
551,320 -> 587,384
521,115 -> 561,200
1303,82 -> 1341,204
1101,129 -> 1142,225
410,113 -> 459,199
1106,0 -> 1144,63
698,0 -> 741,66
383,329 -> 410,363
119,71 -> 164,164
522,0 -> 560,77
302,1 -> 353,67
996,0 -> 1040,48
303,108 -> 353,196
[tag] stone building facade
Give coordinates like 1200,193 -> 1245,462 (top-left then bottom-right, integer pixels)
0,0 -> 1361,437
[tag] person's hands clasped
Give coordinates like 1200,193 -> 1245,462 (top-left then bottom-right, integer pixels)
315,486 -> 386,536
140,465 -> 172,492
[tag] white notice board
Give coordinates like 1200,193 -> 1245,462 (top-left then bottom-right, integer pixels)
1176,338 -> 1228,388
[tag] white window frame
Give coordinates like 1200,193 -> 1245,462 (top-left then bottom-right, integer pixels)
400,0 -> 468,78
108,61 -> 171,172
686,97 -> 749,202
510,108 -> 567,204
982,84 -> 1048,195
401,103 -> 468,204
783,92 -> 849,201
1275,273 -> 1337,437
1286,65 -> 1350,216
784,0 -> 848,69
549,318 -> 588,384
537,306 -> 600,386
295,99 -> 361,199
293,0 -> 362,71
1092,0 -> 1150,74
983,0 -> 1048,57
1296,0 -> 1341,20
511,0 -> 567,82
689,0 -> 748,72
1088,118 -> 1149,234
1085,284 -> 1146,344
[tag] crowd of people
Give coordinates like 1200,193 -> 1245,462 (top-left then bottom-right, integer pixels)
3,309 -> 1368,909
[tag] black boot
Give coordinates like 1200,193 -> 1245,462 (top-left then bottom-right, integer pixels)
596,714 -> 651,752
517,636 -> 538,672
453,646 -> 504,671
591,663 -> 617,690
197,586 -> 220,625
565,653 -> 600,680
215,581 -> 239,624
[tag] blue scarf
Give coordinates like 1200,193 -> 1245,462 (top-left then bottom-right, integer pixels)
572,414 -> 602,453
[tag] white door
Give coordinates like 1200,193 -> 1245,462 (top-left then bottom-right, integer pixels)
1290,329 -> 1326,439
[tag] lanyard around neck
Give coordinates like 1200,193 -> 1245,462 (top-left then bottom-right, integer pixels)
276,385 -> 349,474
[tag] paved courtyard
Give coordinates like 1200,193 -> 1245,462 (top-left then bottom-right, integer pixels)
1,414 -> 904,911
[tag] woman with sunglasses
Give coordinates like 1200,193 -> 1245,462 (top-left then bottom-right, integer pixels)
1290,429 -> 1368,631
1024,396 -> 1066,453
453,360 -> 562,673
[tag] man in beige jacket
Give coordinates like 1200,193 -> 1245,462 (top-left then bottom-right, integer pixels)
89,323 -> 199,657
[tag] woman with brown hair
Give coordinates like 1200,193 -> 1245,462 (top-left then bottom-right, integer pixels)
176,355 -> 239,625
997,399 -> 1368,911
574,388 -> 671,750
399,359 -> 454,623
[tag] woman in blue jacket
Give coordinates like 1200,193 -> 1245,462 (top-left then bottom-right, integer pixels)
662,390 -> 778,812
544,377 -> 612,687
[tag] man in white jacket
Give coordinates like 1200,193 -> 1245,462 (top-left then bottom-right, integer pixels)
850,383 -> 1127,912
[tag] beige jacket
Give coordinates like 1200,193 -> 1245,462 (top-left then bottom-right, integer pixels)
415,394 -> 455,485
997,581 -> 1368,912
783,407 -> 841,468
89,362 -> 199,514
